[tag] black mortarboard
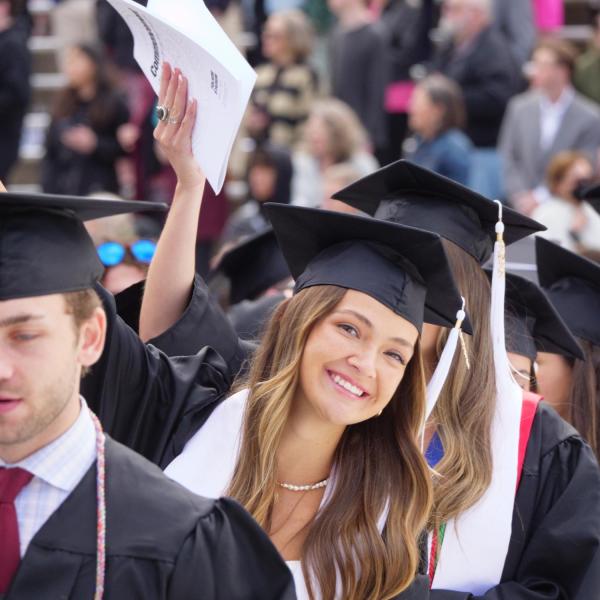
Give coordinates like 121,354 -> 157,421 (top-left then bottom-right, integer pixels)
581,182 -> 600,215
213,228 -> 290,305
0,192 -> 167,301
536,236 -> 600,348
264,203 -> 467,332
332,160 -> 545,264
484,269 -> 584,361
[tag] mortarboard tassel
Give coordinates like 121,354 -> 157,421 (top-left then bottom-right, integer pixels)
491,200 -> 514,391
425,296 -> 468,423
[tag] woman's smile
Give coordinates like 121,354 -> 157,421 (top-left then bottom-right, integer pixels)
326,368 -> 371,401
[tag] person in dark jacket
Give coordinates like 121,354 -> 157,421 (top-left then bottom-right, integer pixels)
378,0 -> 435,163
41,43 -> 129,196
327,0 -> 389,155
431,0 -> 517,197
0,0 -> 30,180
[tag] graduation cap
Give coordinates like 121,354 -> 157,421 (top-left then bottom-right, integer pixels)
332,160 -> 545,264
536,236 -> 600,348
264,203 -> 468,332
212,228 -> 290,305
484,269 -> 584,361
0,192 -> 167,301
580,182 -> 600,215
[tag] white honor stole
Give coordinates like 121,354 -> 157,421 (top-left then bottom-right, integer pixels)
165,387 -> 389,600
431,211 -> 524,594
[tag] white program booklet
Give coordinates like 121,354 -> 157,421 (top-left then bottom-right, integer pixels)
106,0 -> 257,193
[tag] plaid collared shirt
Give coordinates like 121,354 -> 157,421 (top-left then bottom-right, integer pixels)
0,398 -> 96,557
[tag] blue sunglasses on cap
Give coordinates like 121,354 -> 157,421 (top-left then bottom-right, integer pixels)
96,239 -> 157,267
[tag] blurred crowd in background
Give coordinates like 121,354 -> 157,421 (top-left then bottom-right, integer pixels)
2,0 -> 600,289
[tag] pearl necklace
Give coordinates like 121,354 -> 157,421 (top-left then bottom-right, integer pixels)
277,479 -> 329,492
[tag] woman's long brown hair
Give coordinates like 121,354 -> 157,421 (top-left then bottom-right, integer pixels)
566,339 -> 600,457
428,240 -> 497,531
227,285 -> 432,599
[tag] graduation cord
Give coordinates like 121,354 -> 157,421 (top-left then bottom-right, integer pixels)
428,523 -> 446,586
89,411 -> 107,600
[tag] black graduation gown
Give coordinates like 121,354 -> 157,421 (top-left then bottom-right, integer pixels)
113,275 -> 255,379
81,283 -> 235,469
430,402 -> 600,599
7,438 -> 296,599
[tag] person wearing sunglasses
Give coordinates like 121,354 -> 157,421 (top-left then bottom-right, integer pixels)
96,238 -> 157,294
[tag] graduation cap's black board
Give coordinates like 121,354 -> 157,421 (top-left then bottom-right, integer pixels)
536,236 -> 600,348
212,228 -> 290,305
0,192 -> 167,300
264,203 -> 467,332
484,269 -> 584,361
332,160 -> 545,264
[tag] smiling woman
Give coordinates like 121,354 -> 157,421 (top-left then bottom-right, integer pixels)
163,203 -> 464,599
144,65 -> 467,599
226,280 -> 427,599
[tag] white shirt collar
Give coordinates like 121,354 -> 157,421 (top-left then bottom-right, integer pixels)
539,86 -> 575,113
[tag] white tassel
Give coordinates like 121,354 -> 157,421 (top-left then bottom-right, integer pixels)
491,200 -> 513,392
425,297 -> 467,422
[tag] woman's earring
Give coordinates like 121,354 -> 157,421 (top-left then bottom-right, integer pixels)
377,409 -> 383,417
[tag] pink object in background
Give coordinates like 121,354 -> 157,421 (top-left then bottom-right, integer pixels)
385,81 -> 415,114
533,0 -> 564,32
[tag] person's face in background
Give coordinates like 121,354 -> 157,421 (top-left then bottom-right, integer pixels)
554,159 -> 594,203
439,0 -> 484,43
536,351 -> 574,419
529,48 -> 569,95
408,86 -> 444,140
248,164 -> 277,202
102,263 -> 146,295
507,352 -> 532,392
321,175 -> 361,214
65,47 -> 97,90
262,15 -> 292,65
305,115 -> 332,162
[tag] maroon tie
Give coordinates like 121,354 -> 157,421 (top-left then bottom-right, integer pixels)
0,467 -> 33,593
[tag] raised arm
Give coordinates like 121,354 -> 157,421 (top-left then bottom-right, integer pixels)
140,63 -> 206,342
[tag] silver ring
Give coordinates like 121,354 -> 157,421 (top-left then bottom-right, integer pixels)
156,104 -> 170,122
168,117 -> 180,125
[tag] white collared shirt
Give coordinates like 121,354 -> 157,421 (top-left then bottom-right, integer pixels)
0,399 -> 97,557
539,87 -> 575,151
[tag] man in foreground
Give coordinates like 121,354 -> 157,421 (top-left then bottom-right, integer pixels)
0,191 -> 295,599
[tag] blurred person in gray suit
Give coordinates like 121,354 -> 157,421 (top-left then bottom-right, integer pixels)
499,37 -> 600,215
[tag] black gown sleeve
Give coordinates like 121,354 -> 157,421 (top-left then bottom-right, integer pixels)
114,274 -> 253,379
430,404 -> 600,599
168,498 -> 297,600
82,284 -> 233,468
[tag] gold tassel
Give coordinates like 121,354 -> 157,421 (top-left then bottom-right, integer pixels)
459,330 -> 470,370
